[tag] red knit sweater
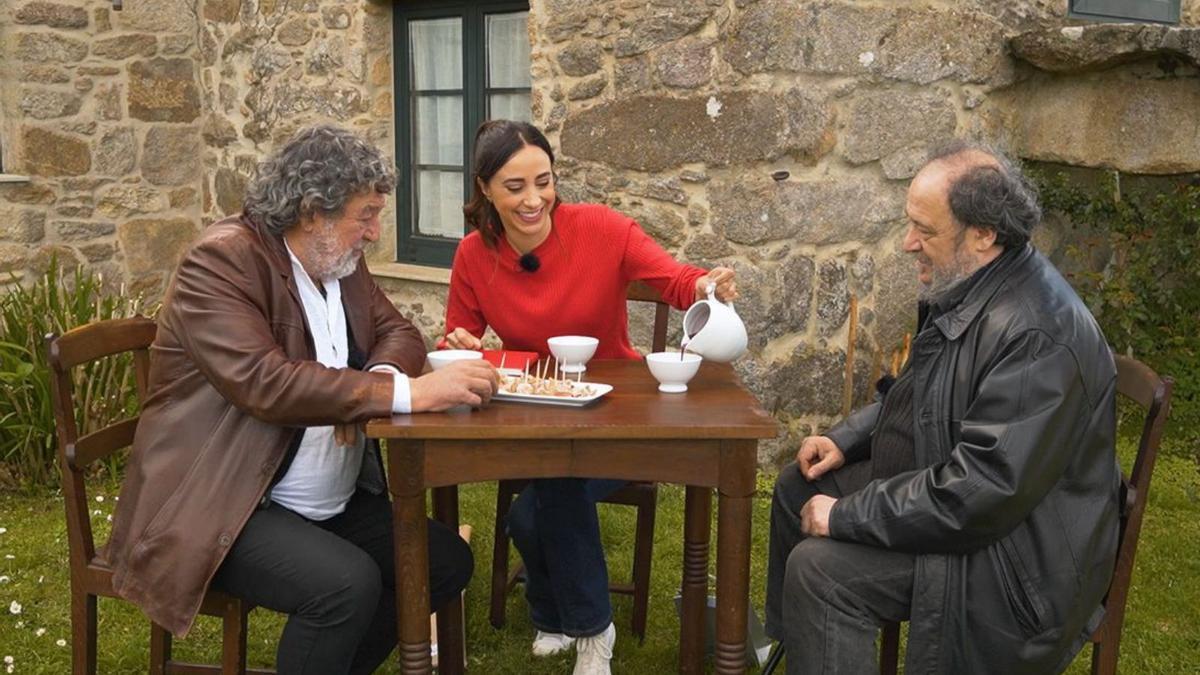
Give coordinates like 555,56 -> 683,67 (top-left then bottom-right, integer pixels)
444,202 -> 706,360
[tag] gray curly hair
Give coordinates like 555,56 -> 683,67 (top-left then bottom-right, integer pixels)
243,124 -> 397,236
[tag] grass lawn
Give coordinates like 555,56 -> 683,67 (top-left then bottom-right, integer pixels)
1,445 -> 1197,673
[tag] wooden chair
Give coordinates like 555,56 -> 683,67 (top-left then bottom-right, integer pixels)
488,281 -> 670,642
47,317 -> 272,675
875,353 -> 1174,675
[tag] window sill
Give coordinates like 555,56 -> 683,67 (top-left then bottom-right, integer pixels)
0,174 -> 31,184
370,262 -> 451,285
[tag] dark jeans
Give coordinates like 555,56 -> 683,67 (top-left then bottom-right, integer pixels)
766,462 -> 915,674
211,489 -> 473,675
506,477 -> 625,637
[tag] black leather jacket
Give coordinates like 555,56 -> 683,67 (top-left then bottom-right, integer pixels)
827,245 -> 1120,673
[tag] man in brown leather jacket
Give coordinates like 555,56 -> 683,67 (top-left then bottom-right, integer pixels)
107,125 -> 498,674
764,142 -> 1120,674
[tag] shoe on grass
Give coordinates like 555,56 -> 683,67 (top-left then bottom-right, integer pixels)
532,630 -> 576,657
572,622 -> 615,675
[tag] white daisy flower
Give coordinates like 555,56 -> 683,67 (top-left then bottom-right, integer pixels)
95,496 -> 104,502
8,601 -> 21,615
0,576 -> 9,584
3,656 -> 11,664
56,639 -> 66,647
0,527 -> 7,534
35,628 -> 45,637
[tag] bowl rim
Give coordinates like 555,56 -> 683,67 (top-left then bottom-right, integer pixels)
646,351 -> 702,363
547,334 -> 600,345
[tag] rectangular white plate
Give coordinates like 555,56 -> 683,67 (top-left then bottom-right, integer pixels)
493,381 -> 613,407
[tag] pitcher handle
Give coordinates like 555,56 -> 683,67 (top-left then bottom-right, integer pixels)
705,281 -> 733,310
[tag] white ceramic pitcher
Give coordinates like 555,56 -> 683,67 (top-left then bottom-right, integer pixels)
681,284 -> 748,362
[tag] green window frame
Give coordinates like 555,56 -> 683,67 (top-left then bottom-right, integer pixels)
1068,0 -> 1181,24
393,0 -> 532,268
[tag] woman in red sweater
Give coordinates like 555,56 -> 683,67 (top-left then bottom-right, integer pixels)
442,120 -> 736,675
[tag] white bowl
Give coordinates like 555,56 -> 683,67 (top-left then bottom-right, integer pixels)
427,349 -> 483,371
646,351 -> 702,393
547,335 -> 599,373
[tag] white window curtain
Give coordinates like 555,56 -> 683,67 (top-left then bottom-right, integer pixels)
486,12 -> 531,122
411,18 -> 465,239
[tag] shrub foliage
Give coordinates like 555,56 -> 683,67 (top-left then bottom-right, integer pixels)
0,258 -> 153,489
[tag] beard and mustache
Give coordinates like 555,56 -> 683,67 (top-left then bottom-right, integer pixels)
308,222 -> 369,281
916,231 -> 977,303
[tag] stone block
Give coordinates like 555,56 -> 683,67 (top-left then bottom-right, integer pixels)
214,167 -> 247,216
683,233 -> 734,260
95,127 -> 138,176
872,245 -> 919,351
161,33 -> 194,55
128,58 -> 200,123
18,89 -> 83,119
765,345 -> 848,417
628,176 -> 688,205
322,5 -> 351,29
169,187 -> 199,209
94,7 -> 111,32
626,204 -> 687,249
614,57 -> 651,94
877,8 -> 1012,86
557,40 -> 604,76
567,75 -> 608,100
15,2 -> 89,29
0,244 -> 31,274
20,65 -> 71,83
1000,76 -> 1200,174
1012,24 -> 1200,73
0,184 -> 56,205
613,0 -> 723,57
711,175 -> 904,246
278,18 -> 313,46
654,39 -> 713,88
815,259 -> 849,336
307,38 -> 346,76
54,205 -> 93,218
22,127 -> 91,176
55,221 -> 116,241
93,33 -> 157,59
0,208 -> 46,243
16,32 -> 88,63
113,0 -> 197,32
561,91 -> 833,171
842,89 -> 958,165
118,217 -> 198,276
201,114 -> 239,147
204,0 -> 241,23
96,83 -> 124,121
80,243 -> 116,262
141,126 -> 201,186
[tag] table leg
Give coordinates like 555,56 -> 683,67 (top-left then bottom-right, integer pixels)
715,441 -> 757,675
432,486 -> 464,675
679,485 -> 711,674
389,440 -> 432,674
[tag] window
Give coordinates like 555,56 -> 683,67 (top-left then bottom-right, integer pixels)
1068,0 -> 1180,24
394,0 -> 532,267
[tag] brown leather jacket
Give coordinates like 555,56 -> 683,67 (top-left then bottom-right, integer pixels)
107,215 -> 426,636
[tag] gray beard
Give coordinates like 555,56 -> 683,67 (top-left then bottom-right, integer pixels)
917,249 -> 976,303
309,224 -> 365,281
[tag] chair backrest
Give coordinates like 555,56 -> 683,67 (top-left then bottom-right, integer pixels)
45,316 -> 156,568
626,280 -> 670,353
1101,354 -> 1173,638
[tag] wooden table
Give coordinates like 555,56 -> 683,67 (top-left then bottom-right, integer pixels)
366,359 -> 777,674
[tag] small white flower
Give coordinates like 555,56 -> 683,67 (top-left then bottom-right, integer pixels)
35,628 -> 45,637
8,601 -> 21,615
56,639 -> 66,647
37,576 -> 43,584
0,527 -> 7,534
95,496 -> 104,502
4,555 -> 13,560
6,663 -> 14,673
3,655 -> 11,664
92,510 -> 101,516
14,621 -> 22,628
0,576 -> 9,583
106,515 -> 112,522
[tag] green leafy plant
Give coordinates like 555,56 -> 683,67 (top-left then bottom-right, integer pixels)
0,257 -> 154,490
1034,170 -> 1200,459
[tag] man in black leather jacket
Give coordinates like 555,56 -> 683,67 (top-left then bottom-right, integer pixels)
764,142 -> 1120,674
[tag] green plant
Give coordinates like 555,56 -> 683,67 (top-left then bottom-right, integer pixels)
1034,170 -> 1200,459
0,257 -> 153,490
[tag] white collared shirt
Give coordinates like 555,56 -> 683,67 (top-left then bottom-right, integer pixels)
269,241 -> 411,520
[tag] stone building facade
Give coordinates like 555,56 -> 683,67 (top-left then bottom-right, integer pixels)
1,0 -> 1197,464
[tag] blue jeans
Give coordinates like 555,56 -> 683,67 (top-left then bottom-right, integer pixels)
506,477 -> 626,637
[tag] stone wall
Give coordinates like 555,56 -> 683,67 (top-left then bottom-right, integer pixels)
1,0 -> 1197,465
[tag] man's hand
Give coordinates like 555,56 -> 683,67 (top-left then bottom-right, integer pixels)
800,495 -> 837,537
444,327 -> 483,350
333,423 -> 361,447
409,359 -> 498,412
796,435 -> 845,481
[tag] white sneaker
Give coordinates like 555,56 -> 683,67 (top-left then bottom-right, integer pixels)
532,630 -> 575,656
572,622 -> 615,675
